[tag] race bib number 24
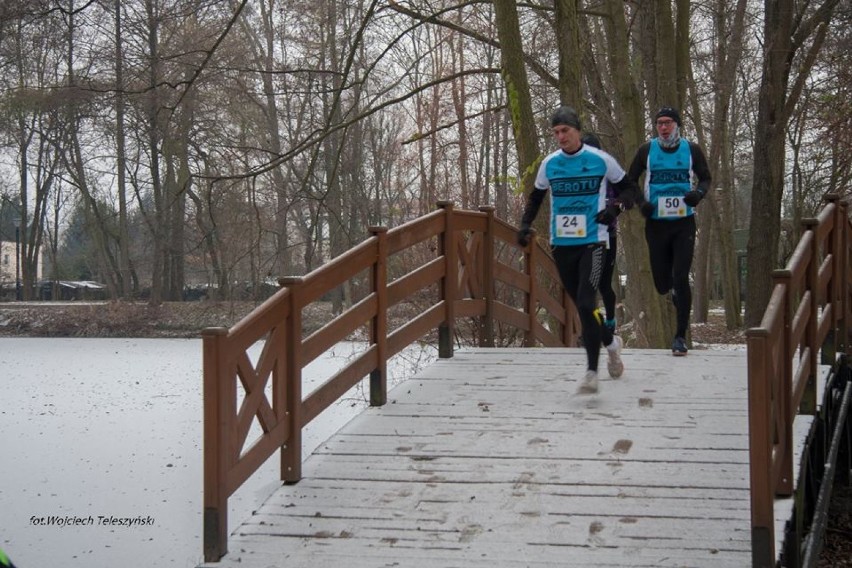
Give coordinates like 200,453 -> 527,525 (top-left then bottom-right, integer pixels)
555,214 -> 586,238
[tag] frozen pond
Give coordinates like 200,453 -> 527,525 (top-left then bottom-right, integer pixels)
0,338 -> 435,567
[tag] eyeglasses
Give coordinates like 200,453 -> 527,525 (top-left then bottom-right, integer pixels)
656,119 -> 676,127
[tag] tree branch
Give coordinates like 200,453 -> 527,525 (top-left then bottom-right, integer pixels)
402,103 -> 507,145
171,0 -> 251,113
201,67 -> 501,182
386,0 -> 557,89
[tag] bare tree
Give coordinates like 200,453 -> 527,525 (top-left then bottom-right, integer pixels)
113,0 -> 132,297
690,0 -> 748,329
745,0 -> 842,326
492,0 -> 540,198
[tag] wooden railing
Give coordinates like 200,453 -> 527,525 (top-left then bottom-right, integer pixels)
201,202 -> 580,561
746,194 -> 851,567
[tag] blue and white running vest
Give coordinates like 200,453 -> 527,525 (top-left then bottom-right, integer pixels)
644,138 -> 695,221
533,146 -> 626,246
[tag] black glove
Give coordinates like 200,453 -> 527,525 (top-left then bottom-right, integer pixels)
639,200 -> 654,218
683,190 -> 704,207
517,227 -> 533,247
595,205 -> 621,225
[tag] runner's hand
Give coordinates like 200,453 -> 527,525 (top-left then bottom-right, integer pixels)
595,205 -> 621,225
683,190 -> 704,207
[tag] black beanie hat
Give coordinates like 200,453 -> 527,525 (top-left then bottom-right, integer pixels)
551,105 -> 581,130
655,106 -> 681,126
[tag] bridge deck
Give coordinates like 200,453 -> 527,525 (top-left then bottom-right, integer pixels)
201,347 -> 811,568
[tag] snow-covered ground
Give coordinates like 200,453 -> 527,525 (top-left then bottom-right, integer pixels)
0,338 -> 435,567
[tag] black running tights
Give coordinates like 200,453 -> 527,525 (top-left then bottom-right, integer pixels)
644,215 -> 696,338
552,244 -> 613,372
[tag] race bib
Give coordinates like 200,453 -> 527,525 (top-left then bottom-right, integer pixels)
657,196 -> 687,218
555,214 -> 586,238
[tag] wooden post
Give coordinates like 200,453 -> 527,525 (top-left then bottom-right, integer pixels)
202,327 -> 231,562
278,277 -> 303,484
827,196 -> 842,360
773,269 -> 794,496
479,206 -> 495,348
437,201 -> 456,358
821,201 -> 839,366
524,229 -> 536,347
802,218 -> 819,415
369,227 -> 388,406
746,327 -> 775,568
839,200 -> 850,355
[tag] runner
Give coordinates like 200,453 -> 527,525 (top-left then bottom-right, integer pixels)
628,107 -> 712,355
517,106 -> 637,393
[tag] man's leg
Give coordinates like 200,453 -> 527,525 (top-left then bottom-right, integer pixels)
671,216 -> 697,340
575,244 -> 605,370
588,233 -> 622,377
554,245 -> 605,392
644,219 -> 674,295
599,230 -> 618,328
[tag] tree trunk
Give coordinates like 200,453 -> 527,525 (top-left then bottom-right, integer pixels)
16,115 -> 30,300
248,0 -> 293,278
674,0 -> 690,107
744,0 -> 838,326
718,125 -> 742,329
161,89 -> 191,301
654,0 -> 678,108
554,0 -> 581,108
602,0 -> 670,347
451,21 -> 471,209
708,0 -> 747,329
683,7 -> 746,333
13,16 -> 32,300
145,0 -> 164,305
492,0 -> 540,198
114,0 -> 131,297
60,1 -> 121,299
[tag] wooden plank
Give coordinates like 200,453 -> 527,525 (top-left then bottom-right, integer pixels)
213,538 -> 752,568
198,348 -> 804,568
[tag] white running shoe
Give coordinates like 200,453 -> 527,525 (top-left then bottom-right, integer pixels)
577,370 -> 599,394
607,335 -> 624,379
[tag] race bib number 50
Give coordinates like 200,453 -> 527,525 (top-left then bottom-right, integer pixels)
555,214 -> 586,238
657,196 -> 686,218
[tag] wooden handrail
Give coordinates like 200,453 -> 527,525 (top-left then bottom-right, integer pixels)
201,202 -> 580,562
746,194 -> 851,567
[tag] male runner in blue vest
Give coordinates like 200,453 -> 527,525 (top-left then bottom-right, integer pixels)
628,107 -> 712,356
517,106 -> 638,394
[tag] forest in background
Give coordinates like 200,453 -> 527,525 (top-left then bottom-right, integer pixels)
0,0 -> 850,347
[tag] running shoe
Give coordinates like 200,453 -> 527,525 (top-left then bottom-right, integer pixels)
672,336 -> 688,356
607,335 -> 624,378
577,370 -> 599,394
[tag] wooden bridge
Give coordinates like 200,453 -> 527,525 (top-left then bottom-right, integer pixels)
199,197 -> 852,567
